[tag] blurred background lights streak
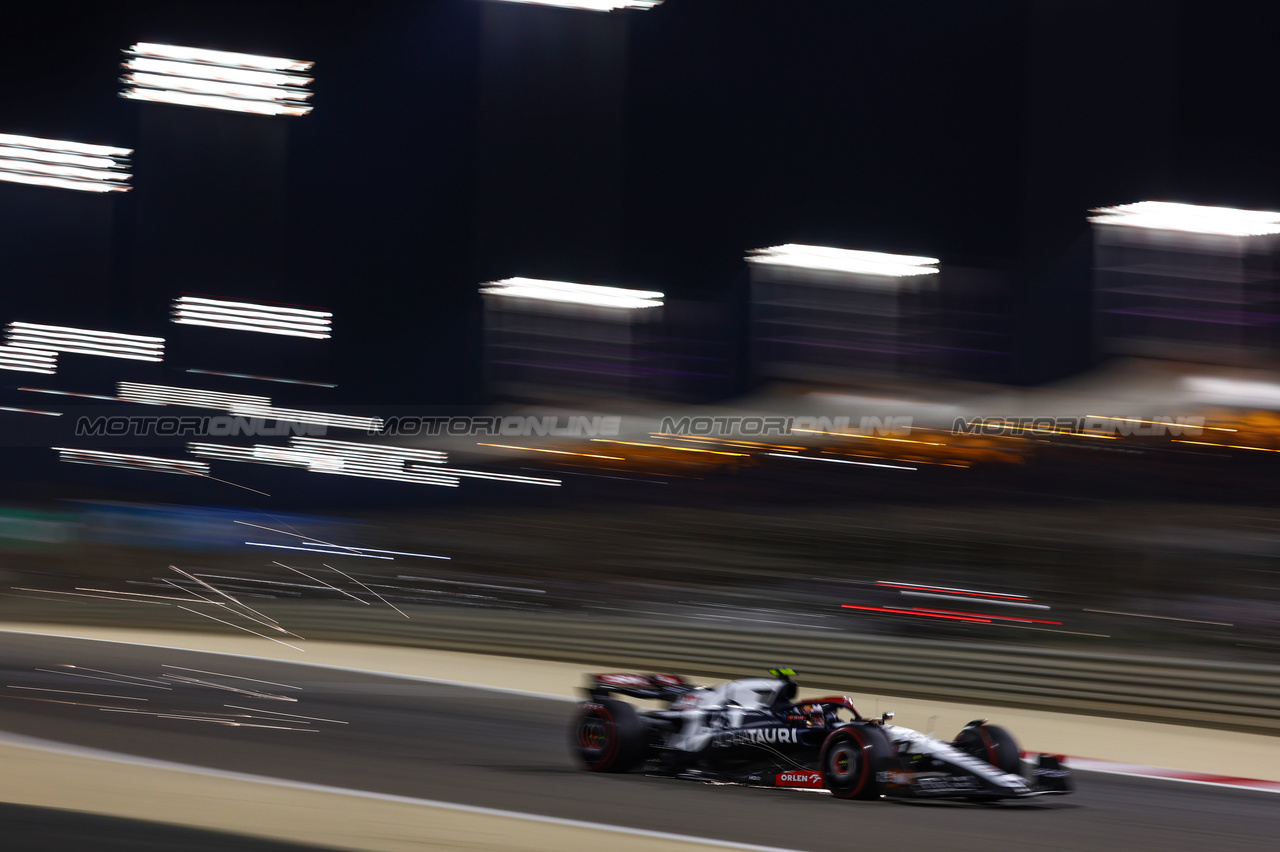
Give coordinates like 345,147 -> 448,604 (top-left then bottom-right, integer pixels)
186,369 -> 335,388
875,581 -> 1031,600
190,439 -> 460,486
118,383 -> 381,431
477,443 -> 625,461
302,544 -> 450,559
245,542 -> 394,558
767,452 -> 917,471
0,405 -> 60,416
229,404 -> 381,431
841,604 -> 991,623
0,133 -> 132,193
7,323 -> 164,361
747,245 -> 941,278
896,591 -> 1050,609
191,437 -> 558,486
480,278 -> 664,309
485,0 -> 663,10
119,382 -> 269,409
121,43 -> 314,116
291,437 -> 447,464
1088,201 -> 1280,236
54,448 -> 210,476
20,388 -> 123,400
173,297 -> 333,339
0,346 -> 57,374
1184,377 -> 1280,407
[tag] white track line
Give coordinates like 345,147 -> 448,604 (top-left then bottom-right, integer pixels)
0,730 -> 802,852
1068,759 -> 1280,795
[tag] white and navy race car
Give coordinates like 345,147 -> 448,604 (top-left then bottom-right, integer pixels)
571,669 -> 1072,801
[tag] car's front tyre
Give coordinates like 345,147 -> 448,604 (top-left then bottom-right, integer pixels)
954,722 -> 1022,775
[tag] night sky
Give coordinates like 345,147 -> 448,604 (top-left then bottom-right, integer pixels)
2,0 -> 1279,408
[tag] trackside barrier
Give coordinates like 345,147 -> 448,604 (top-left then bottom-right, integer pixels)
8,601 -> 1279,734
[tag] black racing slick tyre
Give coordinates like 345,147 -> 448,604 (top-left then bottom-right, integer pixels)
571,699 -> 648,773
954,723 -> 1022,775
819,725 -> 892,800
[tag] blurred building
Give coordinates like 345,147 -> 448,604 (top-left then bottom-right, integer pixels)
1091,202 -> 1280,367
480,277 -> 665,399
746,244 -> 941,384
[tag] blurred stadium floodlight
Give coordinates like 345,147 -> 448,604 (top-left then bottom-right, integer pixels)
172,296 -> 332,339
54,447 -> 210,476
0,346 -> 57,374
483,0 -> 662,10
0,133 -> 132,193
1183,376 -> 1280,409
1088,201 -> 1280,237
747,243 -> 942,382
1090,201 -> 1280,366
747,244 -> 941,278
120,43 -> 314,117
117,382 -> 382,431
480,278 -> 664,310
6,322 -> 164,362
481,278 -> 666,399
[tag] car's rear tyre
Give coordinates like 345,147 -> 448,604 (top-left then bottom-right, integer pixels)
571,699 -> 648,773
954,723 -> 1022,775
819,726 -> 890,799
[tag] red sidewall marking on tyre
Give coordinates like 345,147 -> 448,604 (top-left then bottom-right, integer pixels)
580,706 -> 618,771
823,729 -> 870,798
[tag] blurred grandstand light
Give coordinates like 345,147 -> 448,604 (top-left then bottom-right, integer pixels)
7,323 -> 164,362
230,404 -> 382,432
1184,376 -> 1280,406
190,439 -> 459,487
120,43 -> 314,117
0,346 -> 57,375
54,448 -> 209,476
0,133 -> 132,193
118,383 -> 270,409
172,296 -> 332,339
190,437 -> 557,487
747,244 -> 940,278
1088,201 -> 1280,237
118,382 -> 382,431
480,277 -> 664,309
484,0 -> 662,10
291,437 -> 447,465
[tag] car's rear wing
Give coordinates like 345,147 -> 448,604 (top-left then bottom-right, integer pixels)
585,672 -> 694,702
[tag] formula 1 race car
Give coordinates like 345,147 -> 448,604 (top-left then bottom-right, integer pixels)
570,669 -> 1072,801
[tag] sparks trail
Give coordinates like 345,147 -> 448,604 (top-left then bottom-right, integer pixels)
275,562 -> 369,605
177,605 -> 306,652
324,563 -> 408,619
162,673 -> 297,702
169,565 -> 285,630
161,665 -> 303,690
162,578 -> 305,640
